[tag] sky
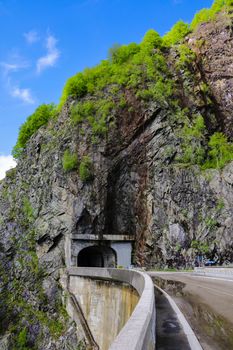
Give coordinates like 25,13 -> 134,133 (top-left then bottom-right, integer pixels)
0,0 -> 213,179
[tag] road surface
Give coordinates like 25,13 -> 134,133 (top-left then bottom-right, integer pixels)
149,272 -> 233,350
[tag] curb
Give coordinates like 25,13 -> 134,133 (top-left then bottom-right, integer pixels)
154,284 -> 203,350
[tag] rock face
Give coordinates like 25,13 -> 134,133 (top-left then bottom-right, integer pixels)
0,9 -> 233,350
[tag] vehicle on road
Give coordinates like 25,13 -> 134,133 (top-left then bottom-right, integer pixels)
204,259 -> 217,266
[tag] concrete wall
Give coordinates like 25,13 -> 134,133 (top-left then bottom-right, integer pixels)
68,267 -> 156,350
110,242 -> 132,268
70,276 -> 139,350
70,241 -> 133,268
194,267 -> 233,279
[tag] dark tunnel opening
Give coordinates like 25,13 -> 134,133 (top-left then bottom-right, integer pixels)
77,245 -> 116,267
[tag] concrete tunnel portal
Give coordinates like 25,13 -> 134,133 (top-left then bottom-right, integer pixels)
77,245 -> 117,268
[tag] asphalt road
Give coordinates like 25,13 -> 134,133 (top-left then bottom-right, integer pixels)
149,272 -> 233,350
154,286 -> 191,350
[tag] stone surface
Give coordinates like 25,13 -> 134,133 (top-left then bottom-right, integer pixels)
0,9 -> 233,349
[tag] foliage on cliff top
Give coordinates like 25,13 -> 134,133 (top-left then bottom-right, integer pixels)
13,0 -> 233,166
59,0 -> 232,107
190,0 -> 233,30
12,104 -> 57,159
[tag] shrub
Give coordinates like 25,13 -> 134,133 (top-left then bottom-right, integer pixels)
16,327 -> 29,350
176,45 -> 196,69
71,101 -> 95,124
179,115 -> 206,165
62,150 -> 78,172
190,0 -> 233,31
12,104 -> 56,159
59,73 -> 87,108
203,132 -> 233,169
79,156 -> 92,182
109,43 -> 140,64
163,21 -> 191,46
191,240 -> 210,254
190,8 -> 214,30
22,197 -> 34,224
140,29 -> 162,52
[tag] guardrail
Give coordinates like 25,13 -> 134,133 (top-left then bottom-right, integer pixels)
194,267 -> 233,279
68,267 -> 156,350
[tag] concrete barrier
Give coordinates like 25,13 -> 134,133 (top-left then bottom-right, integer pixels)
68,267 -> 156,350
194,267 -> 233,279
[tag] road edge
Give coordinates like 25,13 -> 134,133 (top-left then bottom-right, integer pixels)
154,284 -> 203,350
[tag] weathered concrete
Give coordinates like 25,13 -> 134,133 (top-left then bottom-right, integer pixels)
71,237 -> 133,268
70,276 -> 138,350
194,267 -> 233,279
68,267 -> 156,350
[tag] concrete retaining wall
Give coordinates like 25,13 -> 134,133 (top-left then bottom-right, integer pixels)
68,267 -> 156,350
194,267 -> 233,279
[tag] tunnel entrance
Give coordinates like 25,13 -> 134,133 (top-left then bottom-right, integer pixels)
77,245 -> 116,268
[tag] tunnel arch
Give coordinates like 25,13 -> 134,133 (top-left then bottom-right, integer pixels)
77,245 -> 117,268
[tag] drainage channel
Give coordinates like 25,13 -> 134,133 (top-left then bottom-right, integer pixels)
154,285 -> 202,350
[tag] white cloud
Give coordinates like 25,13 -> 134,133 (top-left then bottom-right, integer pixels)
0,61 -> 34,104
0,61 -> 29,76
36,34 -> 60,73
10,85 -> 35,104
24,30 -> 40,44
0,155 -> 16,180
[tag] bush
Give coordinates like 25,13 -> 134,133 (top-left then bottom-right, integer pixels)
59,73 -> 87,108
190,0 -> 233,30
203,132 -> 233,169
109,43 -> 140,64
79,156 -> 92,182
16,327 -> 29,350
12,104 -> 56,159
140,29 -> 162,52
71,101 -> 95,124
179,115 -> 206,165
176,44 -> 196,69
163,21 -> 190,46
62,150 -> 78,172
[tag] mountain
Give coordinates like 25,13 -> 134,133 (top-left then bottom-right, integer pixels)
0,1 -> 233,348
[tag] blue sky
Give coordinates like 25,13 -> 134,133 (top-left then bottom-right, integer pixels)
0,0 -> 213,177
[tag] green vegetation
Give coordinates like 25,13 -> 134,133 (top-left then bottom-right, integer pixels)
178,112 -> 233,170
176,44 -> 196,69
163,21 -> 190,46
191,0 -> 233,30
22,197 -> 34,224
109,42 -> 140,64
71,100 -> 95,124
71,99 -> 114,139
203,132 -> 233,169
79,156 -> 92,182
205,216 -> 218,229
59,28 -> 173,109
12,0 -> 233,176
62,150 -> 78,172
179,114 -> 206,165
191,240 -> 210,254
12,104 -> 57,159
16,327 -> 29,350
59,73 -> 87,108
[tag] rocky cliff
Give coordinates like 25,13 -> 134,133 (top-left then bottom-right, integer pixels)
0,2 -> 233,349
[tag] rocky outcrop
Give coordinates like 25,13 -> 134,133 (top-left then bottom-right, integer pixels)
0,8 -> 233,350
